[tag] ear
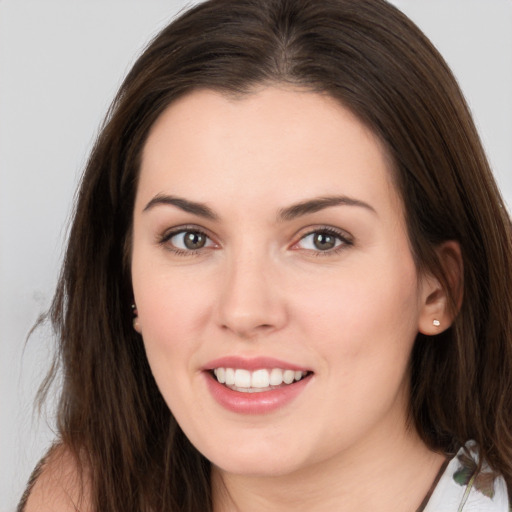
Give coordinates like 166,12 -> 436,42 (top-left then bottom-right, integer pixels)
418,241 -> 463,335
132,302 -> 142,334
133,316 -> 142,334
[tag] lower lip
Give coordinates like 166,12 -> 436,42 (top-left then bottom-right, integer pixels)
204,372 -> 312,414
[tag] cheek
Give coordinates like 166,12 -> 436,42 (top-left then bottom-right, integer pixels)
133,280 -> 208,418
294,255 -> 421,369
133,251 -> 215,337
130,254 -> 215,393
293,261 -> 421,438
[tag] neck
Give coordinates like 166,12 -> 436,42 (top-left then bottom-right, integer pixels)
212,426 -> 446,512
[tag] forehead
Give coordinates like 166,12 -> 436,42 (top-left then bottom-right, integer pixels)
137,87 -> 399,216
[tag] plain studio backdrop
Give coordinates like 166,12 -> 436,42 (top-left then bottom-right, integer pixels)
1,1 -> 511,510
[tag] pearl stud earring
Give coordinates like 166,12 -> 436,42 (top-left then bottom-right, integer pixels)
131,303 -> 141,332
433,319 -> 441,327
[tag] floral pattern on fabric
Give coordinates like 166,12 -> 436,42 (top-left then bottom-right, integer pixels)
453,448 -> 499,499
423,441 -> 510,512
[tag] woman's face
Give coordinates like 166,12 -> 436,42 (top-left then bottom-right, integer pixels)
131,87 -> 436,477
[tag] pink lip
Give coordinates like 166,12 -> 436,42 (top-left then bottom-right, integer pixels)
203,356 -> 310,372
204,373 -> 312,414
202,356 -> 313,415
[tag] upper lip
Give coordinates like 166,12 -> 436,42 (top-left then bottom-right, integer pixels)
203,356 -> 311,372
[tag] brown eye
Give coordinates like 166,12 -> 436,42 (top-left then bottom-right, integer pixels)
164,229 -> 214,252
296,228 -> 351,253
183,231 -> 207,249
312,232 -> 336,250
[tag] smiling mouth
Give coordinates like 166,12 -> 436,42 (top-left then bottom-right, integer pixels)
211,368 -> 312,393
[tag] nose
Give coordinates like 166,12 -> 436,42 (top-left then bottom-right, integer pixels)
216,248 -> 288,339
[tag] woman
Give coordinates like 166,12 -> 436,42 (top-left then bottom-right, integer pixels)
20,0 -> 512,510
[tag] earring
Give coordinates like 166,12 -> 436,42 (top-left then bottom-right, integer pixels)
433,319 -> 441,327
131,303 -> 140,332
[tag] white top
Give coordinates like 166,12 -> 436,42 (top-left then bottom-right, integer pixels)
425,441 -> 510,511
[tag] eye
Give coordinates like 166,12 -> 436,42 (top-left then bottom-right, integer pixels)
161,228 -> 216,253
295,228 -> 352,253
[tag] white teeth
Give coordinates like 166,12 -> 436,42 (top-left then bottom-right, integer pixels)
225,368 -> 235,386
269,368 -> 283,386
212,367 -> 308,389
251,369 -> 270,388
283,369 -> 295,384
234,369 -> 251,388
214,367 -> 226,384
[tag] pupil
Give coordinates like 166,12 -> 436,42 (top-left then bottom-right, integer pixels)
184,232 -> 205,249
314,233 -> 335,250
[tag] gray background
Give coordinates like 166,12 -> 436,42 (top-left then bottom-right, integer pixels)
1,1 -> 511,510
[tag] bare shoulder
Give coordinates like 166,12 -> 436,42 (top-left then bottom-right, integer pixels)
19,443 -> 93,512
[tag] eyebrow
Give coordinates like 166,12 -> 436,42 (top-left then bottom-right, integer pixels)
143,193 -> 376,222
143,194 -> 219,220
277,195 -> 376,221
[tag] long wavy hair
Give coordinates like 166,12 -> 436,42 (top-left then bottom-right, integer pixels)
38,0 -> 512,510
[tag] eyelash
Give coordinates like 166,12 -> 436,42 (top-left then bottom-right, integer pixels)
158,225 -> 353,256
294,227 -> 353,257
159,225 -> 217,257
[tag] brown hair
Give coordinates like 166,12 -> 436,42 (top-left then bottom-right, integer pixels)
36,0 -> 512,510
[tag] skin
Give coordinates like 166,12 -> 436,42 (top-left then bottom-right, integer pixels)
131,87 -> 451,511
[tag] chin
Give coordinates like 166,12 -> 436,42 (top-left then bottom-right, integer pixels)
214,458 -> 302,478
202,439 -> 309,478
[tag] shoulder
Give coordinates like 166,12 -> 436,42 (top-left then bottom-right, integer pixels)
18,443 -> 93,512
